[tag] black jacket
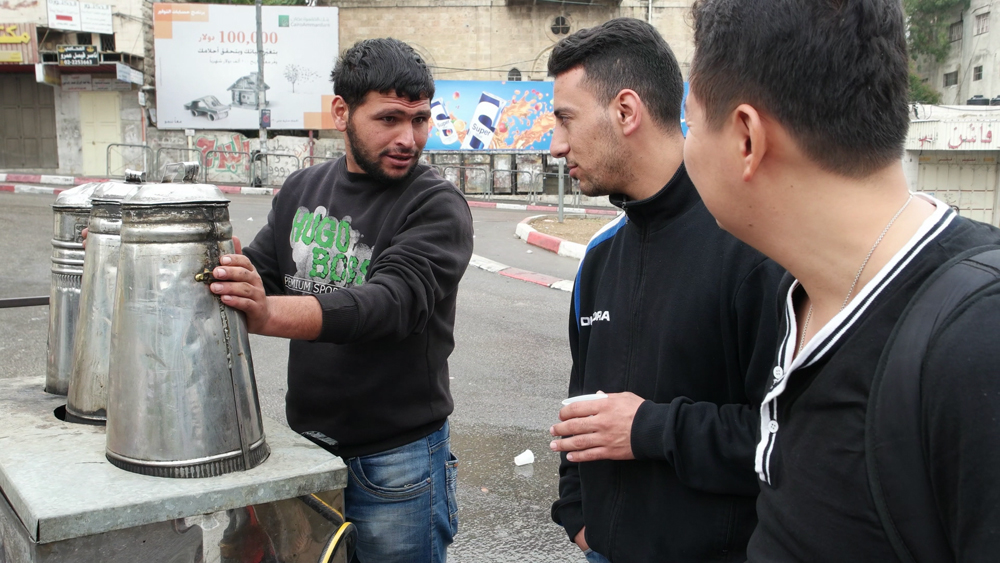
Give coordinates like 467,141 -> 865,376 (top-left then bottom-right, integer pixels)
551,165 -> 784,562
749,207 -> 1000,562
245,157 -> 474,458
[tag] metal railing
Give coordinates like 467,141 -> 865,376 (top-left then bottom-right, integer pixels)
491,169 -> 538,199
439,165 -> 492,197
251,152 -> 301,187
155,148 -> 204,180
536,172 -> 582,206
106,144 -> 153,178
203,150 -> 253,186
302,155 -> 340,168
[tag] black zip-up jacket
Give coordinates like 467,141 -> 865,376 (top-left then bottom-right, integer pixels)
244,157 -> 474,459
551,165 -> 784,562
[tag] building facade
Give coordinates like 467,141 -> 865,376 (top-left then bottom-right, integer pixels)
0,0 -> 146,175
916,0 -> 1000,105
904,104 -> 1000,226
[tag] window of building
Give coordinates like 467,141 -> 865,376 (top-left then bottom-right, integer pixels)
100,33 -> 115,52
508,68 -> 522,82
944,71 -> 959,87
950,21 -> 963,42
974,65 -> 984,81
976,13 -> 990,35
551,16 -> 570,35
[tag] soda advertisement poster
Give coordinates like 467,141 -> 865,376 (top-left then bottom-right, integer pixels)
153,3 -> 338,130
427,80 -> 555,152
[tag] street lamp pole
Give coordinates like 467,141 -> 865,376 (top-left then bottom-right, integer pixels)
255,0 -> 268,184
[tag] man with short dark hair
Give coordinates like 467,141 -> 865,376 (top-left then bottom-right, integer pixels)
209,38 -> 473,563
686,1 -> 1000,560
546,18 -> 783,562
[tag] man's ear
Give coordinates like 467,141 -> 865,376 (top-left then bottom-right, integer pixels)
734,104 -> 766,182
614,89 -> 642,137
332,96 -> 349,132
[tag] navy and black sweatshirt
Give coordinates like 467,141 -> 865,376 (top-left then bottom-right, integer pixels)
244,157 -> 474,459
551,164 -> 784,562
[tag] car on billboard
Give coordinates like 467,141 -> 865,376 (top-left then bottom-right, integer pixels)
184,95 -> 231,121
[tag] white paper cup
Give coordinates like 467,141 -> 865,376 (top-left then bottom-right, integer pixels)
562,392 -> 608,406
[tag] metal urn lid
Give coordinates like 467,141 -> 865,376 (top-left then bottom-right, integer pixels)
52,182 -> 100,210
123,183 -> 228,207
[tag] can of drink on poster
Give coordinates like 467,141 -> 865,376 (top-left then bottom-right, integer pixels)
430,98 -> 458,145
461,92 -> 506,150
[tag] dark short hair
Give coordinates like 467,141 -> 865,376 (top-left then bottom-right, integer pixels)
690,0 -> 910,178
331,38 -> 435,109
548,18 -> 684,131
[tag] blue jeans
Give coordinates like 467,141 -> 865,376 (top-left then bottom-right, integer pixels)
584,549 -> 612,563
345,421 -> 458,563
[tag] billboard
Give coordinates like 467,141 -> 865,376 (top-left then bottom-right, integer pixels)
153,3 -> 338,130
426,80 -> 555,152
46,0 -> 113,34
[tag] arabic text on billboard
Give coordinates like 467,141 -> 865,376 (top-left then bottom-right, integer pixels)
153,3 -> 338,130
426,80 -> 555,152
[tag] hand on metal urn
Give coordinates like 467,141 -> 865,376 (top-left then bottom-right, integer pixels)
209,236 -> 323,340
549,392 -> 645,462
210,249 -> 271,334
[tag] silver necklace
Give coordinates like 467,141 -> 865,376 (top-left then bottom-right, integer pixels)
798,193 -> 914,354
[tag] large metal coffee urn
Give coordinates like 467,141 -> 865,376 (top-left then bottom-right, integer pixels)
66,174 -> 144,424
105,182 -> 269,478
45,183 -> 100,395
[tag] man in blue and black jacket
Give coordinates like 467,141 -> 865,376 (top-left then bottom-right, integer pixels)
547,19 -> 784,563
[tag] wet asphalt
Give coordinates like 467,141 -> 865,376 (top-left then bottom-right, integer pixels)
0,192 -> 586,562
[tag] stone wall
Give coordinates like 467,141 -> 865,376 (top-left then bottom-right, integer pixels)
334,1 -> 694,81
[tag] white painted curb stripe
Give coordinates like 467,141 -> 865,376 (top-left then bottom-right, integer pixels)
468,253 -> 572,292
40,175 -> 75,186
469,254 -> 509,274
556,241 -> 586,261
495,202 -> 528,211
12,185 -> 60,194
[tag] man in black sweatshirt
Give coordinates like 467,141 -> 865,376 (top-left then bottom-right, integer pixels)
546,19 -> 784,562
685,1 -> 1000,561
209,39 -> 473,563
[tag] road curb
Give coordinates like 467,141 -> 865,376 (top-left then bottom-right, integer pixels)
468,254 -> 573,293
514,215 -> 587,260
0,173 -> 106,186
467,199 -> 618,216
0,184 -> 66,195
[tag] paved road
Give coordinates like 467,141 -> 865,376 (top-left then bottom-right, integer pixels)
0,192 -> 586,562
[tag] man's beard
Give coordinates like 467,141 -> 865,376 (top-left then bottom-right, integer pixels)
346,120 -> 421,184
577,124 -> 632,197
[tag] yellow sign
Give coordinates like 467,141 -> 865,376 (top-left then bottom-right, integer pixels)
0,51 -> 23,62
0,24 -> 30,44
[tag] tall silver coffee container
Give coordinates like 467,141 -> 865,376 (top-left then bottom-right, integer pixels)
66,176 -> 143,424
45,183 -> 100,395
105,183 -> 269,478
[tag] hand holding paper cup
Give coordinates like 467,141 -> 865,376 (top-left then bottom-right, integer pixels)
561,391 -> 608,406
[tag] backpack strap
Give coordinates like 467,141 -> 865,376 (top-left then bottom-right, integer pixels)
867,245 -> 1000,563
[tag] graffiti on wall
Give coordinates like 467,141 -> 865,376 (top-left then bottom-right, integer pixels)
177,131 -> 345,185
196,132 -> 252,175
